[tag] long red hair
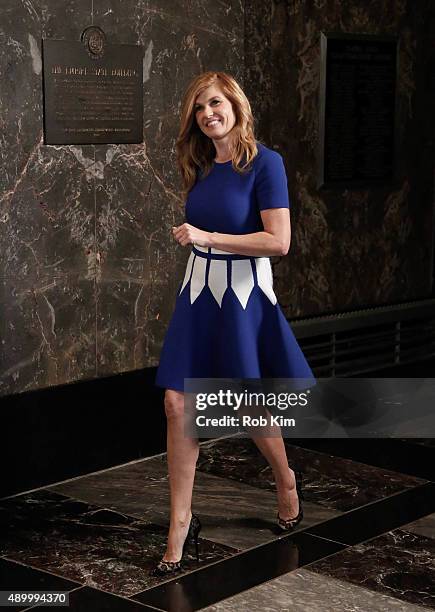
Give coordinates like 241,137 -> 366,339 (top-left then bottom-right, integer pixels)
176,71 -> 261,200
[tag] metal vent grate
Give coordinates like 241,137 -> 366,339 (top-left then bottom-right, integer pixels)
290,299 -> 435,377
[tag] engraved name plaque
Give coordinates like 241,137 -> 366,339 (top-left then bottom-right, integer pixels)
42,27 -> 144,144
318,33 -> 398,188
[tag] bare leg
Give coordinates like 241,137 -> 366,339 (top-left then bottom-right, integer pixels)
249,421 -> 299,520
163,389 -> 199,561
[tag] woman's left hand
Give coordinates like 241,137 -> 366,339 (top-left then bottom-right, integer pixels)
172,223 -> 212,247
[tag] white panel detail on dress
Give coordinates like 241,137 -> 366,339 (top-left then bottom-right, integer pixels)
208,259 -> 228,307
179,252 -> 195,295
231,260 -> 255,309
181,248 -> 277,308
256,258 -> 277,305
190,255 -> 207,304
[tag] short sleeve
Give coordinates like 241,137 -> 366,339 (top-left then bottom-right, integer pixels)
255,151 -> 290,211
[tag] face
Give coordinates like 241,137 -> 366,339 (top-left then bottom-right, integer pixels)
194,84 -> 236,140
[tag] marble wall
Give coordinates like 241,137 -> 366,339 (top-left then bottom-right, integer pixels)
1,0 -> 433,396
248,0 -> 434,318
0,0 -> 243,396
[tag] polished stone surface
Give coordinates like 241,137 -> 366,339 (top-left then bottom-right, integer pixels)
308,482 -> 435,546
308,527 -> 435,609
403,512 -> 435,540
49,452 -> 340,549
402,439 -> 435,448
1,435 -> 434,611
0,490 -> 235,597
134,531 -> 344,611
196,437 -> 426,511
2,0 -> 433,397
0,276 -> 98,394
260,0 -> 434,319
26,586 -> 157,611
291,438 -> 435,481
0,557 -> 79,612
134,482 -> 435,610
202,568 -> 429,611
0,0 -> 244,396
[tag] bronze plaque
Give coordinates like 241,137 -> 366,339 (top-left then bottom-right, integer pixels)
318,33 -> 398,188
42,28 -> 143,144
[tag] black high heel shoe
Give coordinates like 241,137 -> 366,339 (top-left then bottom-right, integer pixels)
150,513 -> 202,577
277,469 -> 304,531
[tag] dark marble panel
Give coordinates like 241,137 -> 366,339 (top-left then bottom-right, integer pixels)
196,436 -> 426,511
292,438 -> 435,482
94,0 -> 245,161
91,0 -> 244,370
0,1 -> 98,280
401,512 -> 435,540
40,0 -> 96,41
0,140 -> 97,279
90,141 -> 188,372
401,439 -> 435,448
0,490 -> 235,597
134,531 -> 344,611
28,586 -> 157,611
202,567 -> 427,612
94,275 -> 168,375
280,442 -> 427,512
262,0 -> 435,317
0,1 -> 100,398
49,454 -> 340,549
307,482 -> 435,546
309,527 -> 435,609
93,141 -> 181,267
243,0 -> 272,144
0,0 -> 245,396
0,557 -> 80,612
0,275 -> 96,395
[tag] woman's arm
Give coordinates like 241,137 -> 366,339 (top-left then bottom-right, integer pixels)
172,208 -> 291,257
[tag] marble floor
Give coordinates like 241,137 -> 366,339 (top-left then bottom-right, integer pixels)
1,436 -> 434,611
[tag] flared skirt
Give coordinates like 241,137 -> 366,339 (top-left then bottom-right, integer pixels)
155,246 -> 315,392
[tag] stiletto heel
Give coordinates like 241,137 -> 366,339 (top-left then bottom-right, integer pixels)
191,514 -> 201,564
194,537 -> 199,563
277,469 -> 304,531
150,513 -> 202,576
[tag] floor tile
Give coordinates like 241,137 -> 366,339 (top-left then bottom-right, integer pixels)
402,512 -> 435,539
201,567 -> 428,611
308,527 -> 435,609
292,438 -> 435,481
196,436 -> 426,511
49,455 -> 340,549
307,482 -> 435,545
400,439 -> 435,448
133,532 -> 344,611
0,557 -> 79,611
4,438 -> 433,611
26,586 -> 158,610
0,490 -> 235,597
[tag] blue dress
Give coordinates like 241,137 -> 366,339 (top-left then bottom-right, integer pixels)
155,142 -> 314,392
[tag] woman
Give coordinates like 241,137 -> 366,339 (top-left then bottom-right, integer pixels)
152,71 -> 314,576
